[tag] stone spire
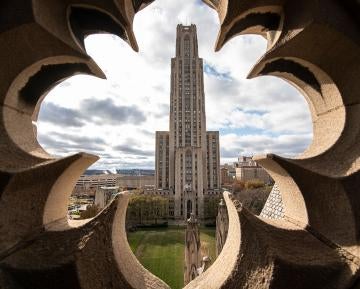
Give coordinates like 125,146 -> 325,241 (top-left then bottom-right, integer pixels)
184,213 -> 202,285
216,198 -> 228,256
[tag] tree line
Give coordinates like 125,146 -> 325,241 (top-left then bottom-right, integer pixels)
126,194 -> 169,227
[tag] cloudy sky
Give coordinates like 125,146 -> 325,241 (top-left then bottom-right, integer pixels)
37,0 -> 312,170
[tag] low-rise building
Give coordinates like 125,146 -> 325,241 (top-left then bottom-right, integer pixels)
234,156 -> 257,168
234,156 -> 273,184
116,175 -> 154,190
73,174 -> 120,196
235,166 -> 272,184
95,186 -> 119,209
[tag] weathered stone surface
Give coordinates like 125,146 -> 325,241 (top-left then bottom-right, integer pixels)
195,0 -> 360,288
1,0 -> 360,288
0,1 -> 170,289
0,153 -> 97,257
1,193 -> 169,289
186,192 -> 360,289
184,214 -> 202,285
216,198 -> 228,256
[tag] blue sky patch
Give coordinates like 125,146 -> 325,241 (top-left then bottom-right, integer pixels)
204,63 -> 232,80
219,126 -> 280,137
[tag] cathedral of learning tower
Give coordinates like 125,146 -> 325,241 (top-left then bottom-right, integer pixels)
155,24 -> 221,222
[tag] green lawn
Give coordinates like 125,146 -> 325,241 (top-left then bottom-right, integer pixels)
127,227 -> 216,289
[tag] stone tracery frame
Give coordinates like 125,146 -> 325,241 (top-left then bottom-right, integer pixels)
1,0 -> 360,288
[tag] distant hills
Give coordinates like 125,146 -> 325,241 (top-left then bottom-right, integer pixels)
116,169 -> 155,176
84,169 -> 155,176
84,169 -> 115,175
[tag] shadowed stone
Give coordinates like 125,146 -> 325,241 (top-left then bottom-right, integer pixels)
184,213 -> 201,285
215,198 -> 228,256
1,0 -> 360,288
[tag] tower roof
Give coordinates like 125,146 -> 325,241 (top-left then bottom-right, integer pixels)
175,24 -> 199,58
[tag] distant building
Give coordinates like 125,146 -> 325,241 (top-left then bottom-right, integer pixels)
229,155 -> 273,184
116,175 -> 154,190
235,166 -> 272,183
155,24 -> 221,222
95,186 -> 119,209
220,167 -> 233,185
235,156 -> 257,167
73,174 -> 120,196
116,169 -> 155,176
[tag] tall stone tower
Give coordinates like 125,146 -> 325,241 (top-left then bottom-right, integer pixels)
155,24 -> 221,222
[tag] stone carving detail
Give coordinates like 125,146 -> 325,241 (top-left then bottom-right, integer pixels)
260,184 -> 284,219
215,198 -> 228,256
184,213 -> 202,285
193,0 -> 360,288
0,1 -> 170,289
1,0 -> 360,288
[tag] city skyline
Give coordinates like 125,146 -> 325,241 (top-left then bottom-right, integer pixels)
36,0 -> 312,170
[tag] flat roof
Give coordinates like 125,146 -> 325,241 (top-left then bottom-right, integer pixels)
100,186 -> 119,190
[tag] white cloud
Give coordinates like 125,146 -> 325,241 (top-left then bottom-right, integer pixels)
36,0 -> 312,169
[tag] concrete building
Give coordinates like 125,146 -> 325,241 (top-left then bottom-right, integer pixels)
235,156 -> 257,168
155,24 -> 221,221
220,167 -> 234,185
73,174 -> 120,196
231,155 -> 273,184
116,175 -> 154,190
95,186 -> 119,209
235,166 -> 272,184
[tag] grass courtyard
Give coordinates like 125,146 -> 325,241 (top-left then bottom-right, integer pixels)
127,227 -> 216,289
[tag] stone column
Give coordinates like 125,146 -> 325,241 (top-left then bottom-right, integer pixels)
216,198 -> 228,256
184,213 -> 201,285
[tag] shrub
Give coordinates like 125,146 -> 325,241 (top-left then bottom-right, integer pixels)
245,179 -> 265,189
204,196 -> 222,220
232,180 -> 245,192
79,204 -> 100,219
